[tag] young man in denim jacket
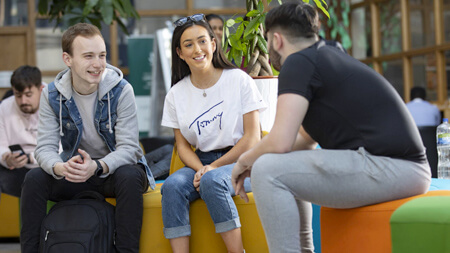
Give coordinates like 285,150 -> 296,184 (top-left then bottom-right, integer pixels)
20,23 -> 155,253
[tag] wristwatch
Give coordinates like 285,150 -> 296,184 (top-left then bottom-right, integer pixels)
94,160 -> 104,177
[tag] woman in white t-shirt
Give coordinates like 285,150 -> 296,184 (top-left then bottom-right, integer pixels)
160,14 -> 266,253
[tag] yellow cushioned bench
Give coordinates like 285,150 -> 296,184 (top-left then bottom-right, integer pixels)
0,193 -> 20,238
139,144 -> 268,252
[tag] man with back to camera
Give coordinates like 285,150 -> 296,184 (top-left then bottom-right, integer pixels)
406,86 -> 441,126
20,23 -> 155,253
231,2 -> 431,252
0,65 -> 42,202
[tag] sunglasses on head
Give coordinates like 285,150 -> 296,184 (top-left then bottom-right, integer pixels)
173,14 -> 205,27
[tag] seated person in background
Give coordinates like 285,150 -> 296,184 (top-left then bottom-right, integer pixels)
0,65 -> 42,202
206,14 -> 224,44
406,86 -> 441,126
161,14 -> 266,253
20,23 -> 154,253
232,2 -> 431,252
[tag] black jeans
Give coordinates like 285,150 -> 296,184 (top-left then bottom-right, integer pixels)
0,164 -> 30,197
20,164 -> 147,253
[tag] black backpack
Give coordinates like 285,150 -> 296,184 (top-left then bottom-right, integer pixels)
40,191 -> 116,253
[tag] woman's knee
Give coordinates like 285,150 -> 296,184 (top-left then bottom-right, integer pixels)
199,170 -> 229,198
161,170 -> 194,196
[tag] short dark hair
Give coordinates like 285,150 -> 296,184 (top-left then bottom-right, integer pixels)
62,23 -> 103,55
10,65 -> 42,92
205,14 -> 224,24
171,14 -> 235,86
265,1 -> 319,40
410,87 -> 426,100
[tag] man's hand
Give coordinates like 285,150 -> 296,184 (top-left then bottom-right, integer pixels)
231,161 -> 252,202
193,165 -> 215,192
2,152 -> 27,170
63,149 -> 97,183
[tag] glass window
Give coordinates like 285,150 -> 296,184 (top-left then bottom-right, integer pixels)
133,16 -> 175,36
446,50 -> 450,100
0,0 -> 28,26
351,7 -> 372,59
35,19 -> 65,72
117,16 -> 175,69
135,0 -> 185,10
445,0 -> 450,42
379,1 -> 402,55
194,0 -> 245,9
412,54 -> 438,101
410,0 -> 435,49
382,59 -> 404,98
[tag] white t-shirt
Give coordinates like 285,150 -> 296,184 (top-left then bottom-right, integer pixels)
162,69 -> 266,152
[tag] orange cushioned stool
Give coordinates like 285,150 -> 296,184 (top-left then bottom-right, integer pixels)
320,190 -> 450,253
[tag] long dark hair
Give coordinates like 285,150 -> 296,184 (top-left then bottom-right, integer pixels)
171,15 -> 235,86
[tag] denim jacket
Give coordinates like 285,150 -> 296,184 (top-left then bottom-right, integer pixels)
35,65 -> 155,189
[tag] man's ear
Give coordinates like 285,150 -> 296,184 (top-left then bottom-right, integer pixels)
62,52 -> 71,67
272,32 -> 283,51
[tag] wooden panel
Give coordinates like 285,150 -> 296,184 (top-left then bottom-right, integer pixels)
0,33 -> 27,70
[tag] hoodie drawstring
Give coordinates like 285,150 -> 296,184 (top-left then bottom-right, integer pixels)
107,92 -> 113,134
59,94 -> 64,136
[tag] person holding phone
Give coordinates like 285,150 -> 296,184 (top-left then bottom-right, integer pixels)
0,65 -> 43,201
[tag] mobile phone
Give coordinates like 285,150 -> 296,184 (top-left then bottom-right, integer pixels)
9,144 -> 25,156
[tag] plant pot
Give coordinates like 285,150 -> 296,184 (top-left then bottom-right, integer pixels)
253,76 -> 278,132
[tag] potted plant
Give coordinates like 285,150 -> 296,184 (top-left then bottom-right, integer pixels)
223,0 -> 329,131
37,0 -> 139,34
223,0 -> 329,77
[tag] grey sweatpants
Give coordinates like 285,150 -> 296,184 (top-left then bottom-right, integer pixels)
251,147 -> 431,253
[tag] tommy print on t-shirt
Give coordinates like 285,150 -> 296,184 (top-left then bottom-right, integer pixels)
189,101 -> 224,135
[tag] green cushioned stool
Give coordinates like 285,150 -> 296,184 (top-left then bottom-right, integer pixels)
390,196 -> 450,253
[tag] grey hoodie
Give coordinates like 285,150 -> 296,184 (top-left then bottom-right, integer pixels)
35,64 -> 143,179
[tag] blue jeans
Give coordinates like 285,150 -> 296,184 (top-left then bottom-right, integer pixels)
161,150 -> 251,239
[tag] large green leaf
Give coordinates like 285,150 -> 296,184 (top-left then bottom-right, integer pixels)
233,48 -> 244,68
229,35 -> 243,51
100,0 -> 114,24
236,23 -> 245,39
313,0 -> 329,18
244,16 -> 262,37
246,10 -> 260,18
112,0 -> 126,17
119,0 -> 139,18
83,0 -> 99,16
257,34 -> 268,54
226,19 -> 236,27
